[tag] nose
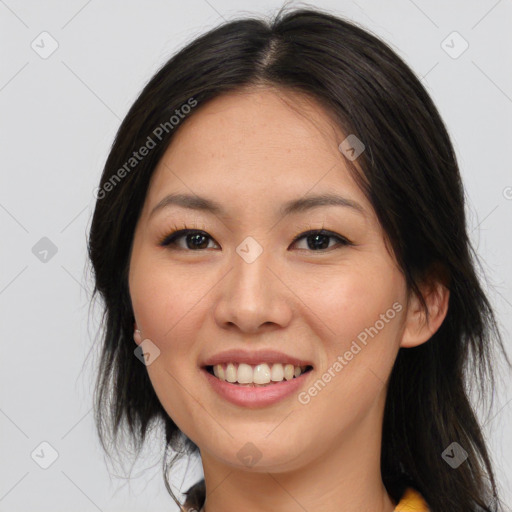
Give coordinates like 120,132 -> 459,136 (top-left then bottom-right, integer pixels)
212,243 -> 293,334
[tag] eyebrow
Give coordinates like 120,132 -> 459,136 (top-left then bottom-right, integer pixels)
149,192 -> 366,220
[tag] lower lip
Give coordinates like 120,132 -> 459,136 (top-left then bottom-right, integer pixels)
202,368 -> 312,408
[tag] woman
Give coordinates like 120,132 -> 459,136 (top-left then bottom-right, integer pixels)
87,5 -> 509,511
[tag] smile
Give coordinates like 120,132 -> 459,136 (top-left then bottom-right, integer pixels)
202,364 -> 314,408
207,362 -> 313,385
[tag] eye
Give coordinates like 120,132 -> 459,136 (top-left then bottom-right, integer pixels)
159,227 -> 352,252
159,229 -> 219,250
290,229 -> 353,251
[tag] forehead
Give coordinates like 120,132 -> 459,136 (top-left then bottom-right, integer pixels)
143,86 -> 371,219
166,86 -> 344,165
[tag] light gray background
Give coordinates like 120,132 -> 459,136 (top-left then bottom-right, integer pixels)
1,0 -> 511,511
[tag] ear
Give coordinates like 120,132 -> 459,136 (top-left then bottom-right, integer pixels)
400,275 -> 450,348
133,322 -> 142,345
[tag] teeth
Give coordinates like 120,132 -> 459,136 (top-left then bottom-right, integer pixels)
225,363 -> 237,383
238,363 -> 254,384
211,362 -> 309,385
271,363 -> 284,382
253,363 -> 271,384
284,364 -> 295,381
214,364 -> 225,380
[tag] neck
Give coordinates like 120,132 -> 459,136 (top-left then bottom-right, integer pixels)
198,394 -> 396,512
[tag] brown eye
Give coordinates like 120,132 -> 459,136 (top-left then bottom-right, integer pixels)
159,228 -> 352,252
160,229 -> 219,250
291,229 -> 352,251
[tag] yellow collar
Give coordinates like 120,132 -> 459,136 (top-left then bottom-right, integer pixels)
394,487 -> 429,511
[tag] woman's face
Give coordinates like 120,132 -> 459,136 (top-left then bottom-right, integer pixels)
128,86 -> 412,473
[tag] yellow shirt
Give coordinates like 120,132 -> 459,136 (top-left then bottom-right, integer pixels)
395,487 -> 430,511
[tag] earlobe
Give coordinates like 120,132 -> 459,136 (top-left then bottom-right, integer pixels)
400,280 -> 450,348
133,323 -> 142,345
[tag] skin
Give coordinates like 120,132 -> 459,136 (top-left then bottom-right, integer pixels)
128,86 -> 449,512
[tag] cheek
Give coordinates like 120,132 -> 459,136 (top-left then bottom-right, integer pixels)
130,255 -> 205,347
306,260 -> 404,339
301,260 -> 405,391
129,256 -> 215,436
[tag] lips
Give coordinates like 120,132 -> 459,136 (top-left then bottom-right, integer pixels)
200,349 -> 315,407
202,365 -> 313,408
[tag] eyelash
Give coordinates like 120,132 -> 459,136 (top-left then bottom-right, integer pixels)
157,223 -> 353,252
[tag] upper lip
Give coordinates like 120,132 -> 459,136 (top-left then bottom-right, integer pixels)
201,349 -> 314,368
